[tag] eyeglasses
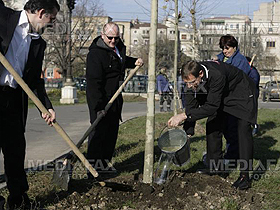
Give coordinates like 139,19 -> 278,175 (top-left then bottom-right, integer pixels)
105,35 -> 120,41
45,13 -> 56,23
185,78 -> 198,86
222,46 -> 232,50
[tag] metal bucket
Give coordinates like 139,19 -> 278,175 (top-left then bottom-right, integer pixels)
158,128 -> 190,166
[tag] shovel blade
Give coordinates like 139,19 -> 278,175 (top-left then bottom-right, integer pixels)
52,160 -> 71,191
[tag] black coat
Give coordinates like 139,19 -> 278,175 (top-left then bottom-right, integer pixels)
183,61 -> 257,134
0,3 -> 53,129
86,36 -> 137,122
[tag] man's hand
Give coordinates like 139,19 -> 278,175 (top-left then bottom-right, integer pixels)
135,58 -> 144,66
97,110 -> 106,118
168,113 -> 187,127
42,109 -> 56,126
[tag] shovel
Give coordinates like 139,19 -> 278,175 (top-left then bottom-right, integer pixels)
0,52 -> 106,187
52,65 -> 141,190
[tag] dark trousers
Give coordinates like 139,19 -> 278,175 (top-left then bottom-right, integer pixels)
0,87 -> 29,198
206,112 -> 253,174
223,114 -> 239,160
87,111 -> 120,169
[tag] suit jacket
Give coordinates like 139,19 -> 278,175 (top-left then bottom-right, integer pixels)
183,61 -> 257,134
0,3 -> 53,129
86,36 -> 137,122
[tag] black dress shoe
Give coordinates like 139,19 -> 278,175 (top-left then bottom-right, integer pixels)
232,175 -> 250,190
7,193 -> 31,210
196,168 -> 229,178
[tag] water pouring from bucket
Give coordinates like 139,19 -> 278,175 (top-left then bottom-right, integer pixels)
154,128 -> 190,184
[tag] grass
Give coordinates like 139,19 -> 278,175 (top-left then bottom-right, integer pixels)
1,109 -> 280,209
28,89 -> 146,107
112,109 -> 280,209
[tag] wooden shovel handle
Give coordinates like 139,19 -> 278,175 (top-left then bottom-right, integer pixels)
0,52 -> 105,186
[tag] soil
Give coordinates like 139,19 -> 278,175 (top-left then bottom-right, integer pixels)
43,171 -> 265,210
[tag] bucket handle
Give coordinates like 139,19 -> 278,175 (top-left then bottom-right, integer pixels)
159,122 -> 185,138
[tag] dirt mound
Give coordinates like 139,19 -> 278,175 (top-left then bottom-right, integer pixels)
47,171 -> 264,210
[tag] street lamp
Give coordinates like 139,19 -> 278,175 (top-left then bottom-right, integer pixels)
65,0 -> 76,85
60,0 -> 78,104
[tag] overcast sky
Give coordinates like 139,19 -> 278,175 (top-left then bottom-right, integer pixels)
101,0 -> 275,23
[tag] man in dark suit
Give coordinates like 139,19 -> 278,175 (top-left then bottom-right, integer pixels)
168,60 -> 257,190
0,0 -> 59,208
86,22 -> 143,174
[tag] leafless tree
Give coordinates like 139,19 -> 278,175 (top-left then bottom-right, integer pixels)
2,0 -> 22,10
132,36 -> 190,76
43,0 -> 105,79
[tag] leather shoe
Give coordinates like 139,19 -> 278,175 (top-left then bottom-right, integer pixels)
232,174 -> 250,190
7,193 -> 31,210
196,168 -> 229,179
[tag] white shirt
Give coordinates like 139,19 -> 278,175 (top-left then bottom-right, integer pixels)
0,11 -> 40,88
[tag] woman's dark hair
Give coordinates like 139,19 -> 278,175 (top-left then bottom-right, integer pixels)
24,0 -> 60,14
181,61 -> 201,80
219,34 -> 238,49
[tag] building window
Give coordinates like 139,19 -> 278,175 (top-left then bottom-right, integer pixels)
254,27 -> 257,34
133,40 -> 138,45
236,24 -> 239,29
208,38 -> 212,44
181,34 -> 187,40
143,30 -> 145,34
97,26 -> 102,36
169,30 -> 175,34
267,41 -> 276,48
268,28 -> 273,32
144,40 -> 149,45
46,68 -> 53,78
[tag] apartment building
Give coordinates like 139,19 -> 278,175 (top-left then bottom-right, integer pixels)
252,0 -> 280,75
199,15 -> 251,60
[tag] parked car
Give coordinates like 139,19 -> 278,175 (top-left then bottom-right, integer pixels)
262,81 -> 280,101
74,77 -> 87,91
124,75 -> 148,93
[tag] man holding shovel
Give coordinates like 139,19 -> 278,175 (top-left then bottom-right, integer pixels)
86,22 -> 143,176
0,0 -> 59,208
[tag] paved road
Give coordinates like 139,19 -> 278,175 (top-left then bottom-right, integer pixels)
0,101 -> 161,176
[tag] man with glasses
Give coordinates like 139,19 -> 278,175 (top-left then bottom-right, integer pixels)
86,22 -> 143,176
168,60 -> 257,190
0,0 -> 59,209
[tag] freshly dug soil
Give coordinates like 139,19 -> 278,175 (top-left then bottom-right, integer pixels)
45,171 -> 264,210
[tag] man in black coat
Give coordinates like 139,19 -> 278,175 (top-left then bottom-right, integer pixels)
168,60 -> 257,190
86,22 -> 143,174
0,0 -> 59,208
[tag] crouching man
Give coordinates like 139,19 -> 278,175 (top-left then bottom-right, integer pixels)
168,60 -> 257,190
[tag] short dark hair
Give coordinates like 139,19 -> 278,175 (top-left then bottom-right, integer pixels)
219,35 -> 238,49
181,61 -> 201,80
24,0 -> 60,14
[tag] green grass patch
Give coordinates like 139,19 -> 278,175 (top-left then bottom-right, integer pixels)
28,90 -> 146,107
28,89 -> 87,107
122,95 -> 147,102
